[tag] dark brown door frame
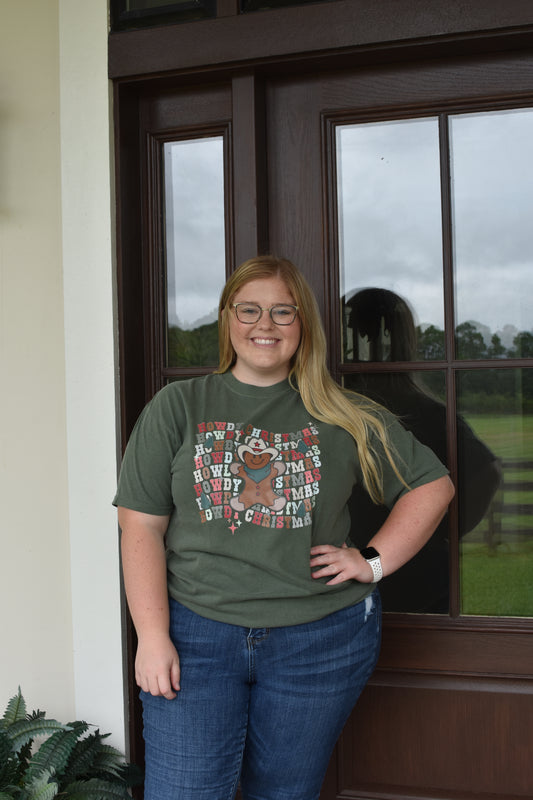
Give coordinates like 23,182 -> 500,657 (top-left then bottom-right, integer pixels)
110,4 -> 533,797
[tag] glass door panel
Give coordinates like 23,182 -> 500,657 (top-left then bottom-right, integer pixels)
336,118 -> 444,363
344,370 -> 449,613
451,108 -> 533,359
336,107 -> 533,618
163,136 -> 227,368
458,368 -> 533,616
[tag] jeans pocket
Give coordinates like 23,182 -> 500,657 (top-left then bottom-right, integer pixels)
363,588 -> 381,623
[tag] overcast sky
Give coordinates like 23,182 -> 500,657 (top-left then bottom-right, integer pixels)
338,108 -> 533,336
164,108 -> 532,338
165,137 -> 225,329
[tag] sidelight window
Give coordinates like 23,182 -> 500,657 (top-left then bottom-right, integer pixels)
163,135 -> 227,370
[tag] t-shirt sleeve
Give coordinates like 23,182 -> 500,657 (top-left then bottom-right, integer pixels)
373,411 -> 450,509
112,386 -> 183,515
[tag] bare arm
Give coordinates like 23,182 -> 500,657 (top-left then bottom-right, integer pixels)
118,507 -> 180,699
310,475 -> 455,585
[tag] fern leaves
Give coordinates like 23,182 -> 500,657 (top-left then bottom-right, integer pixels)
0,690 -> 139,800
62,779 -> 133,799
1,691 -> 26,728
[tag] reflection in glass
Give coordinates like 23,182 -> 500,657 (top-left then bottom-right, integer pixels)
336,117 -> 444,362
344,286 -> 501,613
346,364 -> 501,614
346,369 -> 449,613
241,0 -> 333,10
344,288 -> 445,363
164,137 -> 226,368
458,369 -> 533,617
451,109 -> 533,360
110,0 -> 216,32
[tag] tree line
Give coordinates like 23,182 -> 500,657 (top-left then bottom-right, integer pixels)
166,320 -> 533,413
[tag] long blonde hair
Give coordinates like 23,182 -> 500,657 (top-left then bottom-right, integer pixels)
216,255 -> 406,503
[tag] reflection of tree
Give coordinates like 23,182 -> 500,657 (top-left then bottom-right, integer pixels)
417,323 -> 533,412
487,333 -> 506,359
455,321 -> 487,359
457,369 -> 517,413
343,286 -> 533,412
511,331 -> 533,358
416,324 -> 445,360
167,320 -> 219,368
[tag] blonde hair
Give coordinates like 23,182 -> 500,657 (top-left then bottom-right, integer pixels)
216,255 -> 406,503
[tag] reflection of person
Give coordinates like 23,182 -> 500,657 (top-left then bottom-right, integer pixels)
114,257 -> 454,800
345,287 -> 501,612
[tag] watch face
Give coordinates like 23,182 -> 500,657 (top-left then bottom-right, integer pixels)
360,546 -> 380,560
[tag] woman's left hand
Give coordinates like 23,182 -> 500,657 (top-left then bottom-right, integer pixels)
310,475 -> 455,587
310,543 -> 374,585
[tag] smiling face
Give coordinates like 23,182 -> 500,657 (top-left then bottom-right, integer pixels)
228,276 -> 301,386
243,451 -> 272,469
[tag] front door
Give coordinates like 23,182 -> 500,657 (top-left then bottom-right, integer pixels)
264,57 -> 533,799
115,48 -> 533,800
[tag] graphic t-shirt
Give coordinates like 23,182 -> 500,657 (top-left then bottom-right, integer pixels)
113,372 -> 448,627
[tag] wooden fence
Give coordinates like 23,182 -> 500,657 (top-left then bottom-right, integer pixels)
486,459 -> 533,548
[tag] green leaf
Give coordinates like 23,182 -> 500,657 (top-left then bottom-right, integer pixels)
25,730 -> 80,784
63,723 -> 89,739
91,746 -> 127,780
58,734 -> 101,785
6,720 -> 70,754
1,691 -> 26,729
18,771 -> 58,800
0,696 -> 135,798
0,731 -> 19,789
62,779 -> 131,799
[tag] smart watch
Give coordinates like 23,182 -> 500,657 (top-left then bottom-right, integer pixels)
360,546 -> 383,583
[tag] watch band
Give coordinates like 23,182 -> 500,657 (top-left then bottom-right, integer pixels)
360,546 -> 383,583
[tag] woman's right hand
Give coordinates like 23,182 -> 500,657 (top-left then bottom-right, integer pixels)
135,630 -> 181,700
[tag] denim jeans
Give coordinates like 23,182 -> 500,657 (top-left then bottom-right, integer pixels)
141,590 -> 381,800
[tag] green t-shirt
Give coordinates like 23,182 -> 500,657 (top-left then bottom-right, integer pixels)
113,372 -> 448,627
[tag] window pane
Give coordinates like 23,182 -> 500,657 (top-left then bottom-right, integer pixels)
337,118 -> 444,363
344,370 -> 450,613
458,368 -> 533,617
163,137 -> 226,368
111,0 -> 215,31
241,0 -> 338,10
451,109 -> 533,360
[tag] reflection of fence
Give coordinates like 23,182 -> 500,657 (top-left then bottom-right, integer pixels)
486,460 -> 533,549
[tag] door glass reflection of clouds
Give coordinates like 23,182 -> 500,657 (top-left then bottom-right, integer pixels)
164,137 -> 226,331
451,108 -> 533,359
336,118 -> 444,363
163,137 -> 226,368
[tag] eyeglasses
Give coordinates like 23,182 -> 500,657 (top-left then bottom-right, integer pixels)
231,302 -> 299,325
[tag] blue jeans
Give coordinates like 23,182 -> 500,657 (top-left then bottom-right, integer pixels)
141,591 -> 381,800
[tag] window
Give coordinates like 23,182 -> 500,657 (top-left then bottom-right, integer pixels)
336,108 -> 533,616
163,136 -> 227,371
110,0 -> 215,31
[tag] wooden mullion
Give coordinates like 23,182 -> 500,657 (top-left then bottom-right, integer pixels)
231,72 -> 269,266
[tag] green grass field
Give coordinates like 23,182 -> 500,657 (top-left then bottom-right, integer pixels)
460,414 -> 533,616
464,413 -> 533,460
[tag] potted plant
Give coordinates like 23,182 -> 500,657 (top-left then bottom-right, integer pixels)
0,688 -> 141,799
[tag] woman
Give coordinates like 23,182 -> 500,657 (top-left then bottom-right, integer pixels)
114,256 -> 454,800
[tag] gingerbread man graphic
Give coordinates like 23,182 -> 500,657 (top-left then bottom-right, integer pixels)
229,436 -> 287,513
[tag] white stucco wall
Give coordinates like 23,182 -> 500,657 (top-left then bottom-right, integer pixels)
59,0 -> 125,749
0,0 -> 73,722
0,0 -> 125,748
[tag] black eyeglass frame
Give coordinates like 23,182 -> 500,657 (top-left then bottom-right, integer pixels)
231,303 -> 300,325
